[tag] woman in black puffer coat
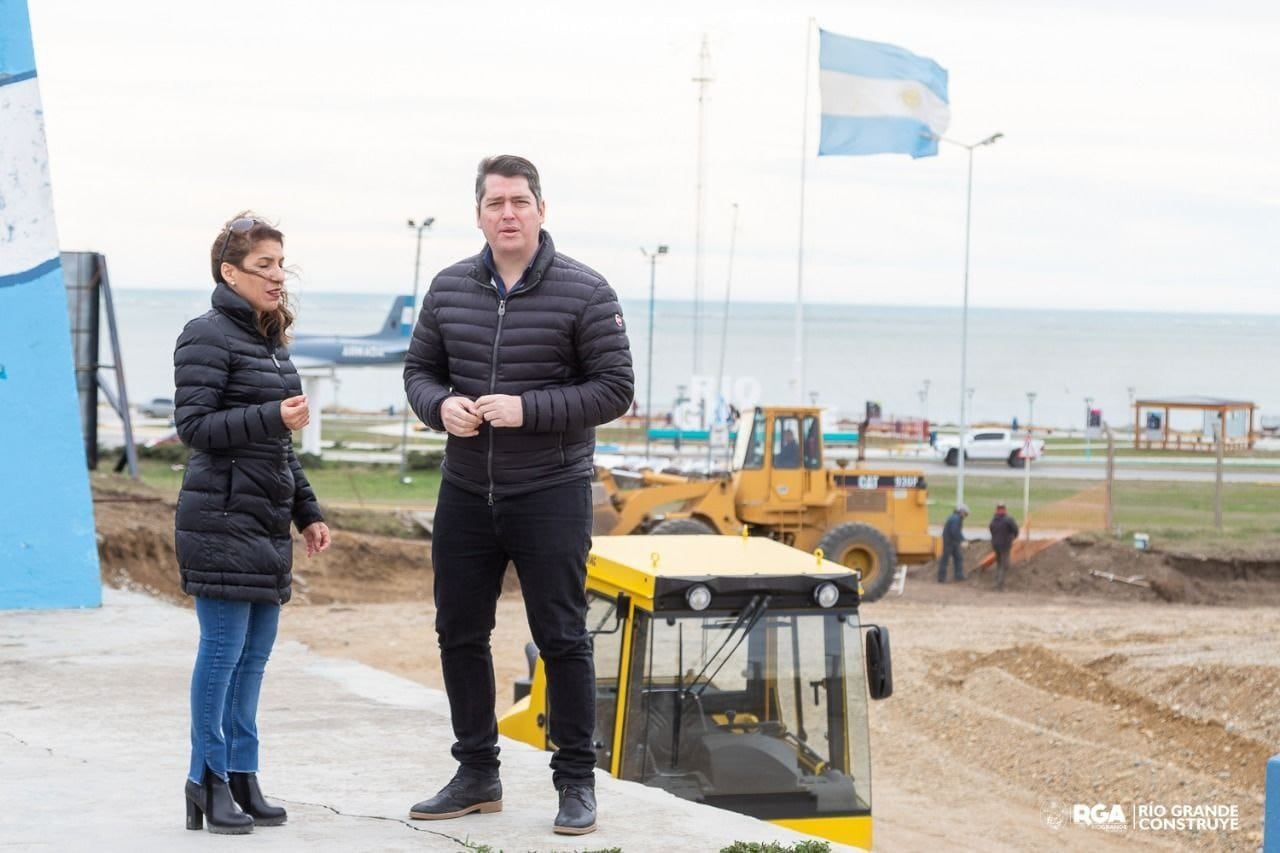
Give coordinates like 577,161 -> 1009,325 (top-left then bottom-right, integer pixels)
174,213 -> 330,835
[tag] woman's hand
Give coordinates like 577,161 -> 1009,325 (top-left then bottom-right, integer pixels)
281,395 -> 310,431
301,521 -> 331,557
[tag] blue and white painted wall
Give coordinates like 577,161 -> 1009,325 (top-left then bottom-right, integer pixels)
0,0 -> 101,609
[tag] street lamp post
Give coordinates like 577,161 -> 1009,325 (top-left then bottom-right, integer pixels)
641,245 -> 669,464
918,378 -> 931,448
398,217 -> 434,484
1024,391 -> 1037,540
1127,385 -> 1136,445
1084,395 -> 1094,460
940,132 -> 1003,506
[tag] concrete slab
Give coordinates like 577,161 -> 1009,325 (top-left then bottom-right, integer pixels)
0,589 -> 857,852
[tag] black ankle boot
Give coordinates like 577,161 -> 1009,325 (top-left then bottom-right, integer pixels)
185,768 -> 254,834
229,772 -> 287,826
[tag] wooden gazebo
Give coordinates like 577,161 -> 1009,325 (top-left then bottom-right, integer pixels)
1133,396 -> 1256,451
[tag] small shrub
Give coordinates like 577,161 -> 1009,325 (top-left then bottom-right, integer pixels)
720,842 -> 832,853
136,442 -> 190,463
407,449 -> 445,471
296,451 -> 327,469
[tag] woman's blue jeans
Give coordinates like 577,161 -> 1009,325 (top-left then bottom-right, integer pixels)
188,597 -> 280,784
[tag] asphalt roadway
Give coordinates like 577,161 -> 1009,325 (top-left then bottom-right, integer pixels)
0,589 -> 855,853
902,457 -> 1280,484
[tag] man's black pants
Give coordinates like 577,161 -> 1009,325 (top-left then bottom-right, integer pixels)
431,477 -> 595,789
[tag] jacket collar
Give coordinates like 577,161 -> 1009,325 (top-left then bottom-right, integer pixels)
211,281 -> 263,338
468,229 -> 555,292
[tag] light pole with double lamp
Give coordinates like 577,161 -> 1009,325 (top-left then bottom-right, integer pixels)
398,217 -> 434,484
939,132 -> 1003,506
641,245 -> 669,464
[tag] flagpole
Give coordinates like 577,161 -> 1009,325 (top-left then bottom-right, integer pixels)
793,18 -> 814,406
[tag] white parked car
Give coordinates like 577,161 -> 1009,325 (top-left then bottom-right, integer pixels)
137,397 -> 175,420
934,429 -> 1045,468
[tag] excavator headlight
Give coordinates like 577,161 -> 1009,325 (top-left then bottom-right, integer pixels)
813,582 -> 840,609
685,584 -> 712,611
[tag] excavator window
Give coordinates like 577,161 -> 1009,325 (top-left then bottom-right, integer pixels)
773,416 -> 801,469
588,592 -> 626,770
741,412 -> 767,470
803,415 -> 822,470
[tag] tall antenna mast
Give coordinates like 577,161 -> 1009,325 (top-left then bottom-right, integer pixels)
692,33 -> 713,414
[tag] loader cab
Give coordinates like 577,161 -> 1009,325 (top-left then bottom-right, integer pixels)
498,536 -> 893,850
733,407 -> 828,512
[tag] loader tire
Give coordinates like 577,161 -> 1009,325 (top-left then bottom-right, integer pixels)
650,517 -> 717,535
817,523 -> 897,602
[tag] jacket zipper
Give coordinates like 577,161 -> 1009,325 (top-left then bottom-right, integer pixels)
486,296 -> 507,506
479,265 -> 540,506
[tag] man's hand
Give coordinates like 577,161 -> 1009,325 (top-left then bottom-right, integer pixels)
280,395 -> 310,431
475,394 -> 524,428
301,521 -> 331,557
441,396 -> 483,437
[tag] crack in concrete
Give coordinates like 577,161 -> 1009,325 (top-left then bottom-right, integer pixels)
1,729 -> 57,758
275,797 -> 471,846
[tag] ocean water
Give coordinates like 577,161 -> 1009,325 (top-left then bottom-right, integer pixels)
103,289 -> 1278,431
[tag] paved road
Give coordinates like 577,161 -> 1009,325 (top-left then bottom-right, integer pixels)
902,458 -> 1280,484
1,590 -> 840,853
99,418 -> 1280,485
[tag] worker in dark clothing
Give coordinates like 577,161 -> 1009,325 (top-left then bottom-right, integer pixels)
988,501 -> 1020,591
938,504 -> 969,582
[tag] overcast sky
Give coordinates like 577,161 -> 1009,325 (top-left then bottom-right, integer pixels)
28,0 -> 1280,312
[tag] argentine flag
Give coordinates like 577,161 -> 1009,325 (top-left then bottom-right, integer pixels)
818,30 -> 950,159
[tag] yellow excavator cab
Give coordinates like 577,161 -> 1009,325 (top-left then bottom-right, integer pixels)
499,535 -> 893,849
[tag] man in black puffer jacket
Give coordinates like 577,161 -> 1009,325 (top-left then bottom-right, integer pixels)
404,155 -> 633,837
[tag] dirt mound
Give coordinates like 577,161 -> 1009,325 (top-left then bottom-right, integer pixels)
936,645 -> 1274,774
91,483 -> 504,607
911,642 -> 1272,850
96,503 -> 186,604
913,536 -> 1280,606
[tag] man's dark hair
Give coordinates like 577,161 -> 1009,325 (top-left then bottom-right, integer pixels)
475,155 -> 542,205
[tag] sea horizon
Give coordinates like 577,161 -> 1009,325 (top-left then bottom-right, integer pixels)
102,289 -> 1277,433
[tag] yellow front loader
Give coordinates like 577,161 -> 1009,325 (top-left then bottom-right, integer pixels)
593,406 -> 938,601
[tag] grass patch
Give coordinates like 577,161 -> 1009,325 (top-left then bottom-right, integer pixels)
926,475 -> 1091,524
458,844 -> 621,853
927,474 -> 1280,547
720,842 -> 832,853
117,458 -> 441,507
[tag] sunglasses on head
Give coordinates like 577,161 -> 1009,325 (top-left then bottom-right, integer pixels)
216,217 -> 259,280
